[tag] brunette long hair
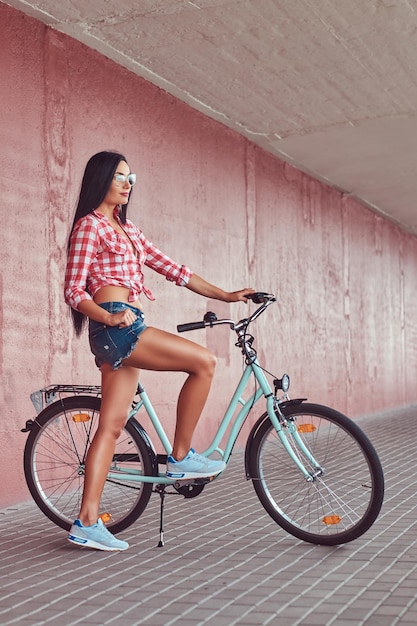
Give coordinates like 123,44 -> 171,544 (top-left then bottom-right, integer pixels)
67,151 -> 131,336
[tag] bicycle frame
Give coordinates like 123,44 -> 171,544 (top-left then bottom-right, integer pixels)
112,352 -> 320,486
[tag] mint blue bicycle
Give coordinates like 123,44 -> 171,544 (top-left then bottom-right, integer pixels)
22,293 -> 384,546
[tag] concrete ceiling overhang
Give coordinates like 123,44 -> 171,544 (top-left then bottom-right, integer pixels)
5,0 -> 417,235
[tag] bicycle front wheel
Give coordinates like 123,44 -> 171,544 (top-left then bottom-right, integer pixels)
248,403 -> 384,545
24,396 -> 154,534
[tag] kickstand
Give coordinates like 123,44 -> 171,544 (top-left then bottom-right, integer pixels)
156,485 -> 166,547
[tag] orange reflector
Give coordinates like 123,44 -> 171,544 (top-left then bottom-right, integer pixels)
322,515 -> 341,525
297,423 -> 316,433
72,413 -> 91,423
99,512 -> 112,524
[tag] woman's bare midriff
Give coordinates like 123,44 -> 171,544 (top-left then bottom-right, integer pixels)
93,286 -> 143,311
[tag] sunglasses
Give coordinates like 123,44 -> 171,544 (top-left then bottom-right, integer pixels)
114,173 -> 137,187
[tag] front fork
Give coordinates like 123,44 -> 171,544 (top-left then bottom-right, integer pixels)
265,397 -> 324,481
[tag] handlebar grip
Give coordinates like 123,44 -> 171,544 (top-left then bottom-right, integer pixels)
177,321 -> 206,333
248,292 -> 271,304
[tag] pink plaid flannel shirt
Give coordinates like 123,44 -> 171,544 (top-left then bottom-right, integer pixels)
64,210 -> 192,310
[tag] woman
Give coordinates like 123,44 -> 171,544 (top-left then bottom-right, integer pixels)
64,151 -> 254,551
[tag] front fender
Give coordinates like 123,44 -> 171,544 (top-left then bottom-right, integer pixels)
244,398 -> 306,478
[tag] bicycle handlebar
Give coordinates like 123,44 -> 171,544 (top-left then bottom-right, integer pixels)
177,292 -> 276,333
177,320 -> 207,333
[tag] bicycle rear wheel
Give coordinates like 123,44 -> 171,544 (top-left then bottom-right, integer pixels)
248,403 -> 384,545
24,396 -> 154,534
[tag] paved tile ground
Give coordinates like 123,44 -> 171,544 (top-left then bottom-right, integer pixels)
1,406 -> 416,626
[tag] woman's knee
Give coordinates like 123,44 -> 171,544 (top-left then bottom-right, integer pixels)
194,349 -> 217,378
97,414 -> 127,440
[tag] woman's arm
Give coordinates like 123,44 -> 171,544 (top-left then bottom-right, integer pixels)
65,217 -> 136,328
186,273 -> 254,303
64,218 -> 98,310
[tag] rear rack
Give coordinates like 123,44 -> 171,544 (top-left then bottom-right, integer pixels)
30,384 -> 101,414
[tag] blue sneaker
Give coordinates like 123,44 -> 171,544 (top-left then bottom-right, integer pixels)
166,448 -> 226,479
67,518 -> 129,551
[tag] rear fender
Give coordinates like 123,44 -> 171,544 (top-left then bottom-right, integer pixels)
127,417 -> 159,477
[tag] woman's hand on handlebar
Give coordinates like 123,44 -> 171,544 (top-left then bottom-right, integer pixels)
225,288 -> 256,303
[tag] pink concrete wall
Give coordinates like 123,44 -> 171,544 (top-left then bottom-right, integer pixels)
1,4 -> 416,507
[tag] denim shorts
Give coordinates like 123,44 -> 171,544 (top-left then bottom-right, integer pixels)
88,302 -> 147,370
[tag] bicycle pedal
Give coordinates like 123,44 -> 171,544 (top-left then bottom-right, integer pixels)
173,476 -> 213,489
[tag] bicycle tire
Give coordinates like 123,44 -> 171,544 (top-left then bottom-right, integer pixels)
248,403 -> 384,545
24,396 -> 154,534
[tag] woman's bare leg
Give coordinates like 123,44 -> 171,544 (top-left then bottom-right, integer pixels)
78,364 -> 139,526
78,326 -> 214,525
124,327 -> 216,460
